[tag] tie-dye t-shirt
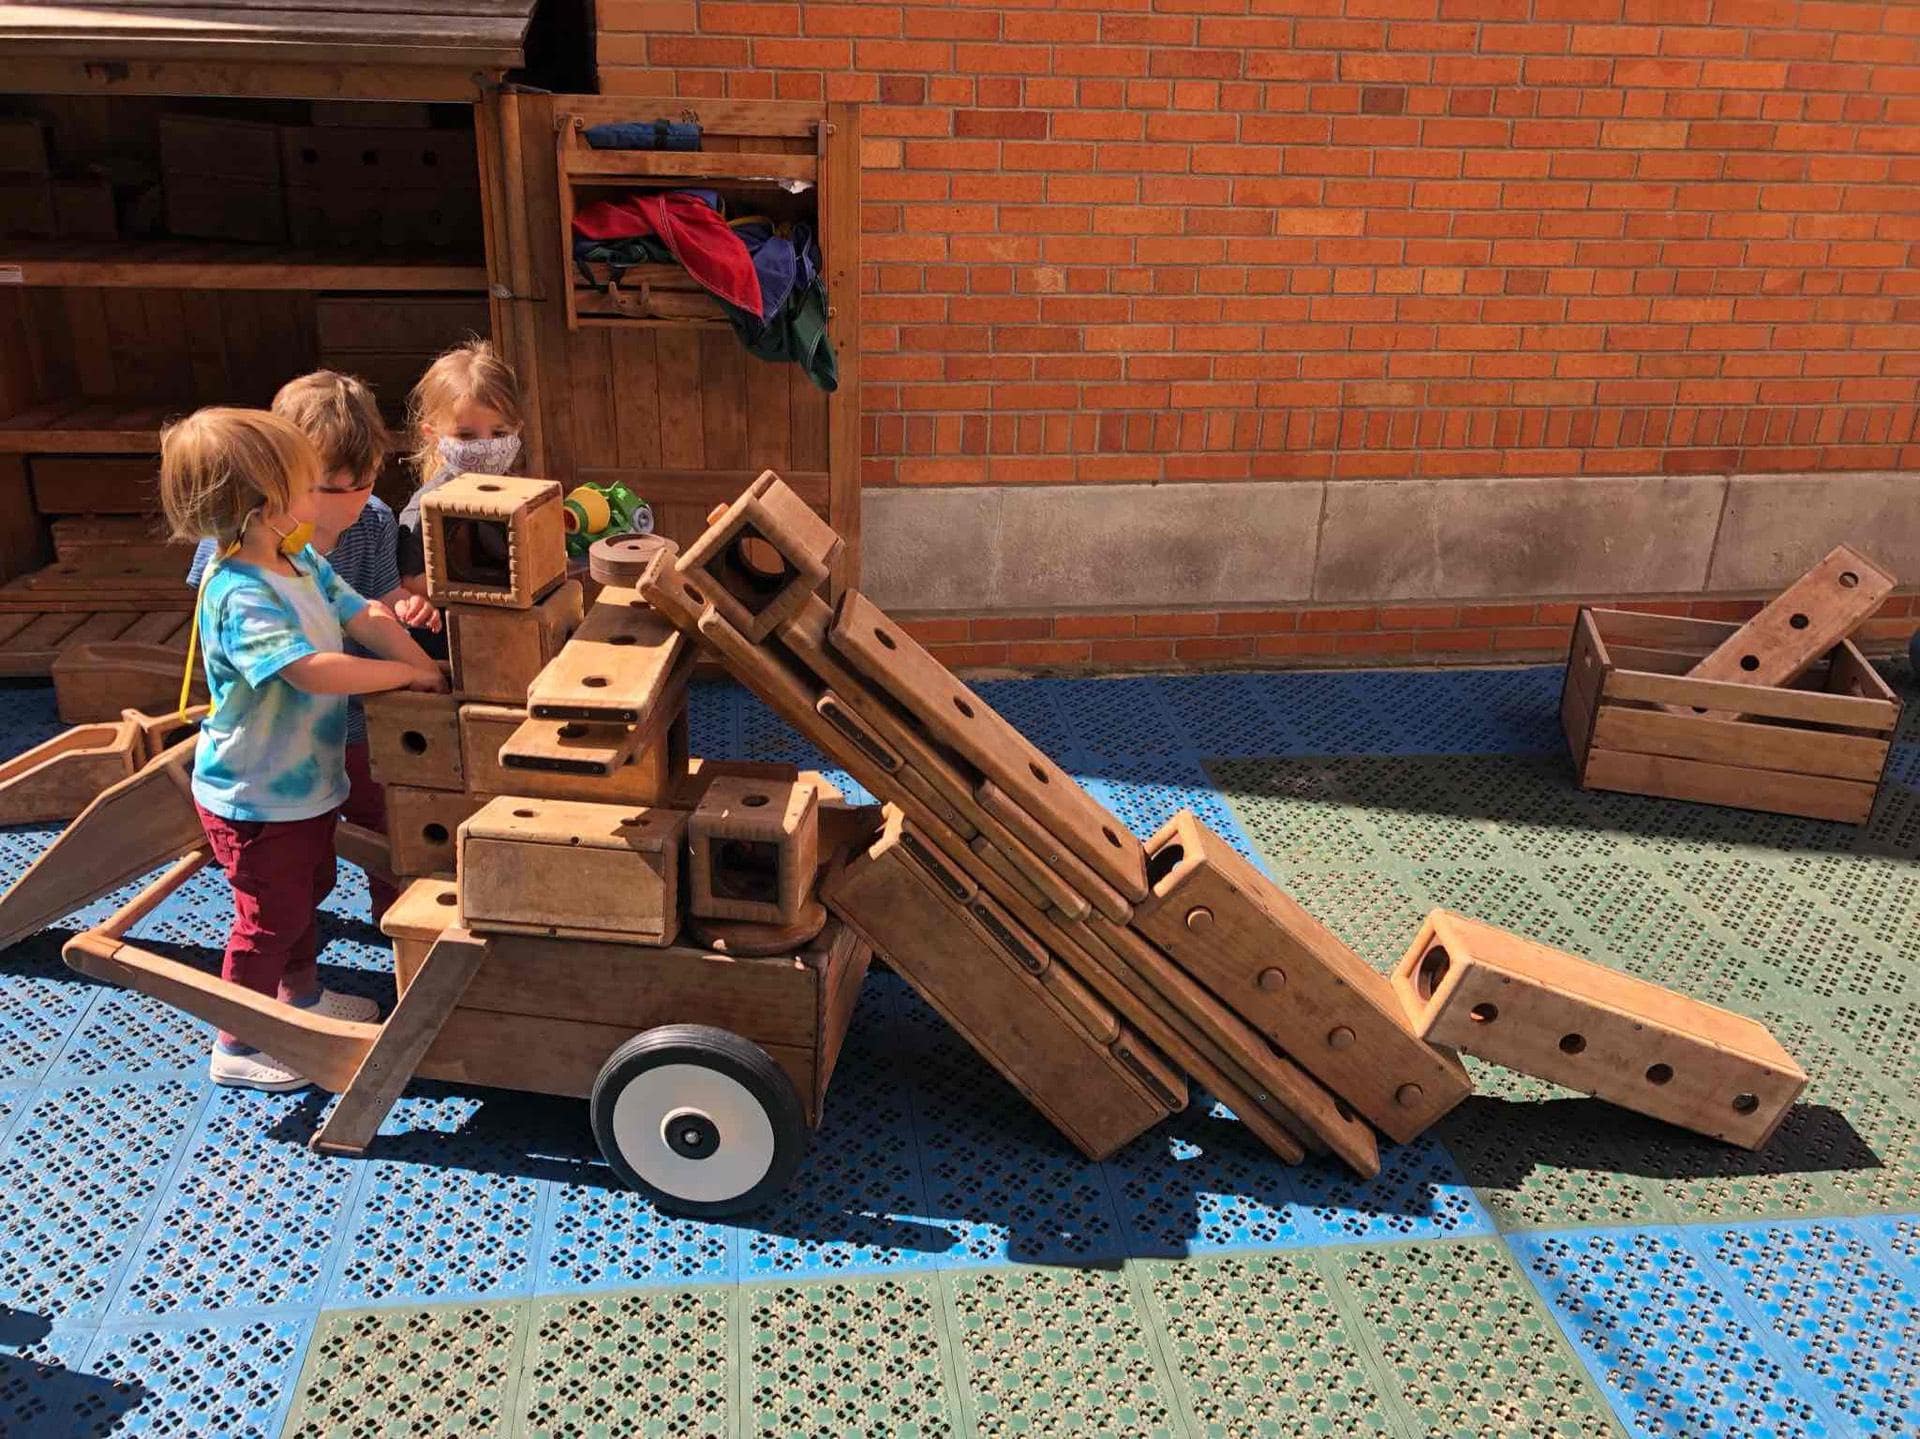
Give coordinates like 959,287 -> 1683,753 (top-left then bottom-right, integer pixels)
191,547 -> 368,822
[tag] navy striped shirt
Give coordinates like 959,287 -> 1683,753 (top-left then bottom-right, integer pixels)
187,497 -> 401,747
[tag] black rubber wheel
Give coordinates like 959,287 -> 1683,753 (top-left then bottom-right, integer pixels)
589,1024 -> 808,1217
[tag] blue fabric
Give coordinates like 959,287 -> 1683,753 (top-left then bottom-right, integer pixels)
584,120 -> 700,151
191,547 -> 367,823
188,498 -> 398,748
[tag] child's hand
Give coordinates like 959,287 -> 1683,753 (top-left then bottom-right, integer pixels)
404,666 -> 449,693
393,592 -> 442,632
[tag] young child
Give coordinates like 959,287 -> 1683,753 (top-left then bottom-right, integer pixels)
163,407 -> 447,1092
186,371 -> 436,926
396,339 -> 526,620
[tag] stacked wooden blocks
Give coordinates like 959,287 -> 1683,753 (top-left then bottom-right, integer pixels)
630,469 -> 1808,1174
1563,544 -> 1904,823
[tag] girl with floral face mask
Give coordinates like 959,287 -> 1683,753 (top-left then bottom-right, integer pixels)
394,339 -> 527,623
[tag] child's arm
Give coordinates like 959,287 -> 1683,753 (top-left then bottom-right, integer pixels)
344,603 -> 443,681
381,585 -> 441,631
282,652 -> 443,695
400,573 -> 431,599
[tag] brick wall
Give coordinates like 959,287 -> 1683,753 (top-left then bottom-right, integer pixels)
597,1 -> 1920,669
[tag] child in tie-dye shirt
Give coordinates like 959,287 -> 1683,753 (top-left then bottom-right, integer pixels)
162,408 -> 446,1092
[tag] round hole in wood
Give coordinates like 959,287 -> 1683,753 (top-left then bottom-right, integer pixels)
1415,945 -> 1450,1001
559,723 -> 588,740
952,695 -> 974,719
477,483 -> 501,492
1739,654 -> 1760,672
568,836 -> 581,845
875,627 -> 897,650
1028,760 -> 1049,784
513,808 -> 536,818
1789,613 -> 1810,629
1468,1001 -> 1498,1024
423,823 -> 449,844
1692,707 -> 1708,714
608,634 -> 636,646
735,536 -> 786,581
1839,570 -> 1859,588
435,891 -> 456,906
1187,906 -> 1215,935
683,584 -> 702,603
1558,1032 -> 1587,1055
1645,1062 -> 1674,1085
1103,826 -> 1121,848
583,676 -> 608,688
1731,1092 -> 1759,1114
742,793 -> 770,808
401,730 -> 428,755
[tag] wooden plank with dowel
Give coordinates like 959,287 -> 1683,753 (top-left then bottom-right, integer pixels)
1685,544 -> 1895,694
1392,909 -> 1806,1149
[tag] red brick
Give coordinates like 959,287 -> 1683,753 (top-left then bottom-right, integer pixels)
972,616 -> 1052,642
897,617 -> 970,645
1492,626 -> 1572,650
1299,607 -> 1377,632
1256,633 -> 1340,659
1216,609 -> 1300,635
1138,612 -> 1219,637
925,643 -> 1010,670
1088,638 -> 1179,666
1458,602 -> 1538,627
1335,631 -> 1418,656
1414,628 -> 1499,652
1008,640 -> 1094,667
1379,605 -> 1459,629
1054,614 -> 1137,640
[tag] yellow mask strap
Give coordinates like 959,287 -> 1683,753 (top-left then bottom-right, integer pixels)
178,540 -> 240,722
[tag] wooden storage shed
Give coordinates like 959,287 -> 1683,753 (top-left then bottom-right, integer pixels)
0,3 -> 860,678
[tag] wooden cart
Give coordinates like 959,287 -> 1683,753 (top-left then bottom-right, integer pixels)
0,732 -> 872,1217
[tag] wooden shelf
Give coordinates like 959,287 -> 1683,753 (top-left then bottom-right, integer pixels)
0,399 -> 174,454
566,149 -> 817,185
0,240 -> 488,291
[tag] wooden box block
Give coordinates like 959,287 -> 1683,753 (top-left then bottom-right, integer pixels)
499,714 -> 641,778
527,586 -> 688,724
1134,808 -> 1472,1143
1391,909 -> 1806,1149
1562,608 -> 1901,824
689,776 -> 819,925
422,474 -> 567,610
362,690 -> 463,791
459,703 -> 678,805
457,795 -> 686,944
675,471 -> 842,642
386,786 -> 493,878
823,808 -> 1179,1159
448,579 -> 583,704
382,875 -> 463,994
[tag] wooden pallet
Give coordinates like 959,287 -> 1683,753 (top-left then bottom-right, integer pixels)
0,609 -> 190,678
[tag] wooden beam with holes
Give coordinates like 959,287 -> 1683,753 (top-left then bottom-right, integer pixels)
525,585 -> 687,723
1391,909 -> 1806,1149
1686,544 -> 1895,695
1133,809 -> 1472,1143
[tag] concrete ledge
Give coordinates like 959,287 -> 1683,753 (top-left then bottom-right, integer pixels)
1707,472 -> 1920,591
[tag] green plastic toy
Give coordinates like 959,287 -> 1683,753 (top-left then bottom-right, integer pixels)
562,482 -> 654,558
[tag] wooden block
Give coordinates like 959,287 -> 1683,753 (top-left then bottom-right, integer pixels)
968,834 -> 1056,917
689,776 -> 819,925
815,691 -> 903,773
1686,544 -> 1896,695
52,641 -> 199,725
830,590 -> 1148,901
823,809 -> 1177,1160
590,533 -> 676,587
527,586 -> 688,723
0,719 -> 141,826
675,470 -> 843,642
460,703 -> 677,806
1134,809 -> 1472,1142
422,474 -> 568,610
688,906 -> 829,958
499,714 -> 643,778
381,876 -> 461,995
979,781 -> 1131,925
448,579 -> 584,704
362,690 -> 464,791
457,795 -> 685,944
1394,911 -> 1806,1148
385,786 -> 493,878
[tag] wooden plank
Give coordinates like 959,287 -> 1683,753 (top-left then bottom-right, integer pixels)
498,713 -> 644,777
831,590 -> 1148,900
565,148 -> 818,183
1590,705 -> 1890,782
654,330 -> 705,469
1582,748 -> 1877,824
448,578 -> 585,706
1825,639 -> 1901,705
526,587 -> 688,723
823,100 -> 861,595
311,925 -> 488,1155
1688,545 -> 1895,691
978,781 -> 1131,925
0,55 -> 506,103
1588,607 -> 1736,652
558,97 -> 824,140
610,331 -> 662,470
1561,609 -> 1605,779
575,468 -> 831,507
1602,666 -> 1898,733
698,330 -> 749,473
460,702 -> 678,805
1392,910 -> 1805,1149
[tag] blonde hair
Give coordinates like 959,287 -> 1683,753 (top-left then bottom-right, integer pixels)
405,338 -> 524,484
159,407 -> 321,549
272,370 -> 391,483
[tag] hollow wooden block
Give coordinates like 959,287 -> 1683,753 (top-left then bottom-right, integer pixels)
674,470 -> 843,642
1391,909 -> 1806,1149
499,714 -> 643,778
382,875 -> 462,995
689,776 -> 820,925
363,690 -> 464,791
0,718 -> 142,825
1687,544 -> 1896,693
460,703 -> 678,806
823,808 -> 1180,1160
448,578 -> 584,703
421,474 -> 567,609
386,786 -> 495,878
1134,809 -> 1472,1143
457,795 -> 686,944
526,585 -> 687,723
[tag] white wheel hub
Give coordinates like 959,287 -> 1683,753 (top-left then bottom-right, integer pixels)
607,1061 -> 777,1204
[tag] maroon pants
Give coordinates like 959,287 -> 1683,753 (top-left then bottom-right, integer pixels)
342,739 -> 399,926
195,803 -> 338,1048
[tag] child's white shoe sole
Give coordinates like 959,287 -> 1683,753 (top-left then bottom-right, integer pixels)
209,1051 -> 310,1092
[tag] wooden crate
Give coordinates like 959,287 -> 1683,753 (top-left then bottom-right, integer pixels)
1562,607 -> 1902,824
384,875 -> 870,1126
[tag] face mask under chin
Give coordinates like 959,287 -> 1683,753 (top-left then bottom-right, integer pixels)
437,434 -> 522,477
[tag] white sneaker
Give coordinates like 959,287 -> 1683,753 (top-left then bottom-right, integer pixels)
209,1047 -> 310,1092
294,988 -> 380,1023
